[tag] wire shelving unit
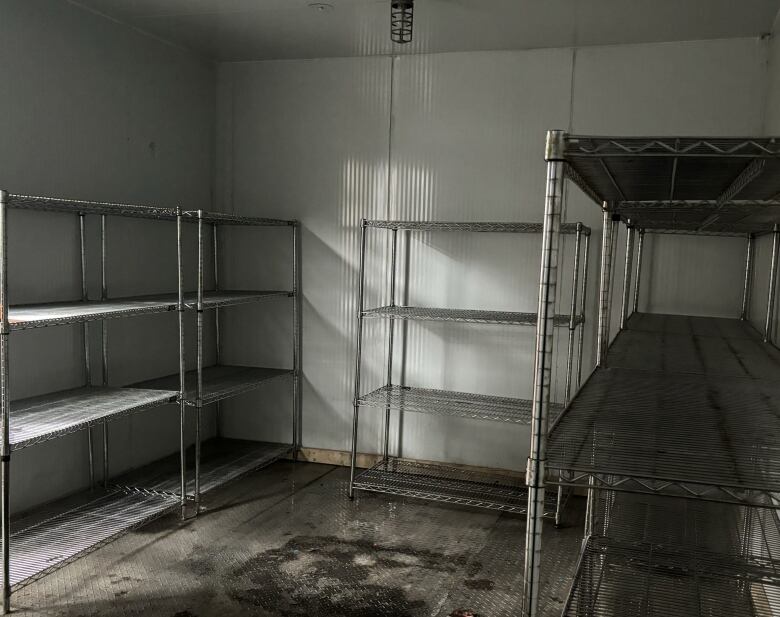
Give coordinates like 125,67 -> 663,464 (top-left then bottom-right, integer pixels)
0,194 -> 302,613
521,132 -> 780,617
348,218 -> 590,516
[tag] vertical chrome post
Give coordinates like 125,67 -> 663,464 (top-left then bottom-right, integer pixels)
0,191 -> 10,614
383,228 -> 398,461
596,209 -> 616,367
564,224 -> 582,406
765,225 -> 780,343
523,130 -> 565,617
213,224 -> 221,438
741,234 -> 754,321
195,211 -> 204,512
177,208 -> 187,519
100,215 -> 109,489
292,221 -> 303,458
79,214 -> 94,489
620,224 -> 635,330
348,220 -> 368,499
632,229 -> 644,314
575,232 -> 590,388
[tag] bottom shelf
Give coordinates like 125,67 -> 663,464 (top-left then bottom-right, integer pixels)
115,437 -> 293,497
564,535 -> 779,617
10,489 -> 175,590
353,457 -> 556,516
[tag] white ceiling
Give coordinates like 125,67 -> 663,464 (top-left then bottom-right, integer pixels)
72,0 -> 780,62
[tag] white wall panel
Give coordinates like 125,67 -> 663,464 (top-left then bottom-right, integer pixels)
217,37 -> 770,472
0,0 -> 215,512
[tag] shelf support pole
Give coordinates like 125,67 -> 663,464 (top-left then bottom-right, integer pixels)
0,190 -> 10,614
292,221 -> 303,458
383,228 -> 398,462
79,213 -> 95,490
177,208 -> 187,520
523,130 -> 565,617
100,215 -> 109,489
213,224 -> 221,439
348,219 -> 368,499
564,223 -> 582,406
597,209 -> 617,367
195,210 -> 204,512
620,223 -> 635,330
741,233 -> 754,321
765,224 -> 780,343
632,229 -> 644,314
575,232 -> 590,389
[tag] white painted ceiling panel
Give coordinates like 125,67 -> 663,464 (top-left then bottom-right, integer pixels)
72,0 -> 780,61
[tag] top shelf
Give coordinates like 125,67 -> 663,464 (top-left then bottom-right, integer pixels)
181,210 -> 295,227
365,220 -> 590,235
6,194 -> 177,221
557,134 -> 780,233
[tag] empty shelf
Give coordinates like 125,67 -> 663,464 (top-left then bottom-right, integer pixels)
363,305 -> 578,327
563,535 -> 779,617
135,365 -> 292,405
7,193 -> 177,220
8,489 -> 175,590
624,312 -> 763,340
115,438 -> 292,496
10,387 -> 177,450
8,294 -> 177,330
365,220 -> 590,234
352,458 -> 556,515
182,210 -> 294,227
184,290 -> 292,309
358,384 -> 563,424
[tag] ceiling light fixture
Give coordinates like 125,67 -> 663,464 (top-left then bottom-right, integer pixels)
391,0 -> 414,44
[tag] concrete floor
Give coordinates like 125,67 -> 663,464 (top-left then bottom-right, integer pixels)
13,462 -> 585,616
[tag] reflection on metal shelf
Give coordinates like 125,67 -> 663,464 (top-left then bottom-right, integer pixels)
365,220 -> 591,234
362,305 -> 579,327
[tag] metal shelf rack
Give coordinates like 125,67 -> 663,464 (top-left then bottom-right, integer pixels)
348,217 -> 591,515
521,132 -> 780,617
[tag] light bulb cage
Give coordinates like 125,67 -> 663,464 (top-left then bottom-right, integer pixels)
391,0 -> 414,44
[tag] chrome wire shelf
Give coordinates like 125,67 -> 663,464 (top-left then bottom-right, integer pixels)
136,365 -> 292,406
362,305 -> 579,327
185,290 -> 293,309
365,220 -> 591,235
353,458 -> 556,516
8,488 -> 175,591
358,384 -> 564,424
115,438 -> 292,497
10,387 -> 176,450
624,312 -> 763,339
182,210 -> 295,227
6,193 -> 177,220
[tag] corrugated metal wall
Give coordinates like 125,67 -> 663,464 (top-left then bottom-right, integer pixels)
217,37 -> 769,472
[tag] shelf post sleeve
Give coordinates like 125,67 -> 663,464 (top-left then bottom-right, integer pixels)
348,219 -> 368,499
195,210 -> 204,512
765,224 -> 780,343
564,223 -> 582,406
292,221 -> 303,458
0,190 -> 9,614
383,228 -> 398,462
176,207 -> 187,520
597,209 -> 617,367
620,223 -> 635,330
523,130 -> 565,617
576,232 -> 591,388
741,233 -> 754,321
632,229 -> 644,314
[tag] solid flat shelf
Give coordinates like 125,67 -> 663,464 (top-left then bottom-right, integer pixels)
8,488 -> 175,590
365,220 -> 590,235
353,458 -> 556,516
115,438 -> 292,496
358,384 -> 563,425
182,210 -> 294,227
363,305 -> 578,327
563,535 -> 779,617
8,294 -> 178,330
135,365 -> 292,405
10,386 -> 177,450
6,193 -> 177,220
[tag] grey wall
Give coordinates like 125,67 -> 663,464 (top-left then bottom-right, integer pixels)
216,37 -> 770,472
0,0 -> 215,512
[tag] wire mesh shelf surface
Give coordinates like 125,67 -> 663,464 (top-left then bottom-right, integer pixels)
358,384 -> 564,425
362,305 -> 578,327
6,193 -> 177,220
10,387 -> 176,450
353,458 -> 557,516
182,210 -> 295,227
365,220 -> 591,234
185,290 -> 293,309
8,488 -> 175,591
135,365 -> 293,405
